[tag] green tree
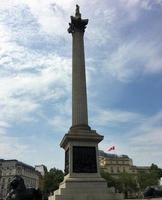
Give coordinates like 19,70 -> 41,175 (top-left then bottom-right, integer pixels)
100,164 -> 162,198
118,172 -> 138,192
150,163 -> 162,179
100,170 -> 120,189
137,163 -> 162,190
150,163 -> 159,170
101,171 -> 128,192
100,170 -> 136,193
42,167 -> 64,200
137,171 -> 159,190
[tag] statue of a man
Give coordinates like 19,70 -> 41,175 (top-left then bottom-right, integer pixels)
75,4 -> 81,18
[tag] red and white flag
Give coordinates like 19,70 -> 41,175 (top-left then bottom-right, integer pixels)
107,146 -> 115,151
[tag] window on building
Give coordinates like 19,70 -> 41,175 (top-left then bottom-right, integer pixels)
117,167 -> 120,172
110,167 -> 114,173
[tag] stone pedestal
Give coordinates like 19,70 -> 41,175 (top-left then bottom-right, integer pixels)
49,177 -> 123,200
49,129 -> 123,200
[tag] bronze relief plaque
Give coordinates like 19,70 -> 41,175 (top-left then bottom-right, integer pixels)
73,146 -> 97,173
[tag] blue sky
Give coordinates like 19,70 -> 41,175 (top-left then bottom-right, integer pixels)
0,0 -> 162,170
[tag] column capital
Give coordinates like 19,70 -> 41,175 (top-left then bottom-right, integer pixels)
68,5 -> 88,33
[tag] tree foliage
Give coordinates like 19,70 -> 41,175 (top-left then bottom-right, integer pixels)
42,167 -> 64,200
101,163 -> 162,194
137,163 -> 162,190
118,172 -> 137,192
100,170 -> 137,193
137,171 -> 159,190
150,163 -> 162,179
100,170 -> 120,189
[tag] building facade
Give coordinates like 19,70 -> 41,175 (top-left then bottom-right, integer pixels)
99,150 -> 150,177
35,165 -> 47,177
0,159 -> 41,200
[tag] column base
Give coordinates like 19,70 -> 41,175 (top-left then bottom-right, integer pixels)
48,177 -> 123,200
70,124 -> 91,131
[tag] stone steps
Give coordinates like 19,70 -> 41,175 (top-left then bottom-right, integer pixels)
54,193 -> 122,200
59,187 -> 114,194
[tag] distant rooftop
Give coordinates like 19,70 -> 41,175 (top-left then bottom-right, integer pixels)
99,150 -> 129,159
0,159 -> 38,172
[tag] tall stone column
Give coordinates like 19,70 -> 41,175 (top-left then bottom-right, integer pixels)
68,5 -> 90,130
48,5 -> 123,200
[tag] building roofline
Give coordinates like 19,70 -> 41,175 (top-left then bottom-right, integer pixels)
99,150 -> 130,159
0,159 -> 38,171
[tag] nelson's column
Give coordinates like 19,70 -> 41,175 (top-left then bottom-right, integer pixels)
49,5 -> 123,200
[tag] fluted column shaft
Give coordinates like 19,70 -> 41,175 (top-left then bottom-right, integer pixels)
72,31 -> 88,127
68,6 -> 89,130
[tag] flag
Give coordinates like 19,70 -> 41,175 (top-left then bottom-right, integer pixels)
107,146 -> 115,151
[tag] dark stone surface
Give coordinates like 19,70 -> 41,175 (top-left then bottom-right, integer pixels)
143,186 -> 162,198
65,148 -> 69,175
6,175 -> 42,200
73,146 -> 97,173
70,124 -> 91,131
68,5 -> 88,33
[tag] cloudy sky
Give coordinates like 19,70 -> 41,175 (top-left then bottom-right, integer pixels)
0,0 -> 162,170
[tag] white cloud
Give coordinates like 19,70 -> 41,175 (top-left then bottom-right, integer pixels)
91,106 -> 143,126
0,125 -> 28,159
0,1 -> 73,162
48,98 -> 71,131
0,121 -> 10,128
130,111 -> 162,145
0,51 -> 71,123
120,0 -> 162,12
24,0 -> 67,37
10,0 -> 117,45
98,110 -> 162,167
49,116 -> 70,132
0,98 -> 39,123
0,18 -> 71,124
104,40 -> 162,81
0,136 -> 28,159
0,0 -> 162,168
0,13 -> 72,163
131,127 -> 162,145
